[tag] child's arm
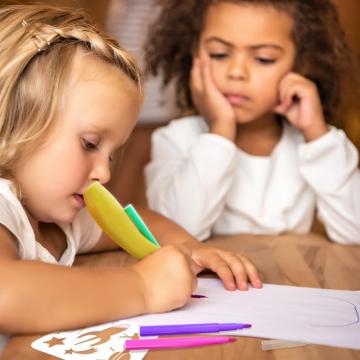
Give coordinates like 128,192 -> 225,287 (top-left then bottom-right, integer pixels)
146,54 -> 241,240
275,72 -> 360,244
146,124 -> 237,240
0,224 -> 196,334
136,207 -> 262,290
299,132 -> 360,244
145,56 -> 239,240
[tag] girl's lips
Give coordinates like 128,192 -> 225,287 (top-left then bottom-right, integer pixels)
73,193 -> 85,208
225,94 -> 250,106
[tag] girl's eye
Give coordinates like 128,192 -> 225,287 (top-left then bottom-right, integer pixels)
255,57 -> 276,64
82,139 -> 98,151
209,52 -> 228,60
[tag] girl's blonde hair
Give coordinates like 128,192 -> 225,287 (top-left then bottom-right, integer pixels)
0,4 -> 142,179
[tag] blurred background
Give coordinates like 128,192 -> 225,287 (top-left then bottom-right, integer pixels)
0,0 -> 359,206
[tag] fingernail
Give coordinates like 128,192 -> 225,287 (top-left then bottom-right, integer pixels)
240,282 -> 248,290
229,282 -> 236,290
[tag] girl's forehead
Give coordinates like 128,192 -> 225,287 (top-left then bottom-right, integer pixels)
68,50 -> 128,87
63,49 -> 142,106
202,2 -> 294,43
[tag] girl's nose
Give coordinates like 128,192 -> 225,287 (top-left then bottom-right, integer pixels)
89,158 -> 111,184
227,56 -> 248,80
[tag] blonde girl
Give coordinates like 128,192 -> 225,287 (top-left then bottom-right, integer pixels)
0,4 -> 261,352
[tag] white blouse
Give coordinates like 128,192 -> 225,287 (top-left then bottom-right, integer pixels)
0,178 -> 101,264
145,116 -> 360,244
0,178 -> 102,352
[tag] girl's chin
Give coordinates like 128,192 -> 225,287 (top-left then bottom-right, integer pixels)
55,210 -> 81,224
234,115 -> 257,125
234,110 -> 275,125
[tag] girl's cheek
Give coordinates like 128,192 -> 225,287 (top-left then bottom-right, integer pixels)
210,63 -> 226,87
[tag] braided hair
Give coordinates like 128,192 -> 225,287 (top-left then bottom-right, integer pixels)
0,4 -> 142,178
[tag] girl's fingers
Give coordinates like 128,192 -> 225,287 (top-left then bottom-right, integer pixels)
192,247 -> 262,291
219,252 -> 262,290
276,81 -> 301,115
221,252 -> 250,290
277,73 -> 314,109
190,257 -> 203,275
236,254 -> 262,289
204,254 -> 238,291
205,251 -> 262,291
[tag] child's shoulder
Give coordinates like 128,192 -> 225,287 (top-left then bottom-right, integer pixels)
153,114 -> 208,140
150,115 -> 209,152
0,178 -> 32,251
0,178 -> 19,204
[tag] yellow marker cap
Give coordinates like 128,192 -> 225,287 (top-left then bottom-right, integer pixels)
83,182 -> 158,259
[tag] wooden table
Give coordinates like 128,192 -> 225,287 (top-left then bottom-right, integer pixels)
2,233 -> 360,359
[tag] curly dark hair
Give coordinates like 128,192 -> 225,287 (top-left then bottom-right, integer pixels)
145,0 -> 356,125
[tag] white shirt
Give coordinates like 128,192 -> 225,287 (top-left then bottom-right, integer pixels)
0,178 -> 102,351
145,116 -> 360,244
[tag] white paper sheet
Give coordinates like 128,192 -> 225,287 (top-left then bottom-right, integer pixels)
128,279 -> 360,350
32,279 -> 360,356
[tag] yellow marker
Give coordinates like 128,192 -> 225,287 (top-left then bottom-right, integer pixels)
83,182 -> 158,259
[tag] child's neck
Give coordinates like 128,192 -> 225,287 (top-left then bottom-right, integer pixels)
235,113 -> 282,156
25,208 -> 67,261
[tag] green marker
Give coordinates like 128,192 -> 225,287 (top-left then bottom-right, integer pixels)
124,204 -> 161,248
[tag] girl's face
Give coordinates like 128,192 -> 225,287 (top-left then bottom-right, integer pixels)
13,51 -> 142,224
197,2 -> 296,123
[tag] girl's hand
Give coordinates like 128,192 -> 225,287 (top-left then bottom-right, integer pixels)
274,72 -> 328,142
131,245 -> 197,313
191,57 -> 237,141
190,244 -> 262,291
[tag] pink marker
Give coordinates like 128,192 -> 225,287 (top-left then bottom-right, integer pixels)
125,336 -> 236,350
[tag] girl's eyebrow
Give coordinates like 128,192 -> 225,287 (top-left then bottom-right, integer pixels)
204,37 -> 233,47
87,123 -> 111,135
251,44 -> 284,52
204,37 -> 283,52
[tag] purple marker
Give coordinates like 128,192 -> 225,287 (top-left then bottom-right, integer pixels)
191,294 -> 208,298
139,323 -> 251,336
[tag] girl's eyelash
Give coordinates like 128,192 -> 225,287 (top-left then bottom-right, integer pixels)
209,53 -> 275,64
256,57 -> 276,64
82,139 -> 98,151
209,53 -> 228,60
82,138 -> 114,164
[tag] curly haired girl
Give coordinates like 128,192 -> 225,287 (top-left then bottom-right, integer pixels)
144,0 -> 360,244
